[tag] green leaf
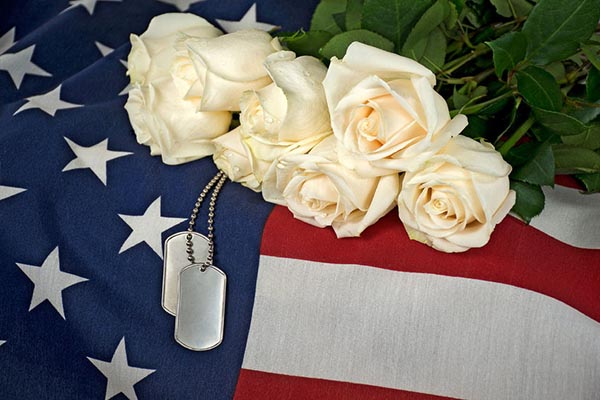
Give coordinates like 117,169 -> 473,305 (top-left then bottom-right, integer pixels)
531,125 -> 562,143
310,0 -> 348,34
445,1 -> 459,29
576,173 -> 600,192
510,180 -> 545,223
490,0 -> 534,17
362,0 -> 434,50
553,144 -> 600,173
332,12 -> 346,31
581,43 -> 600,71
486,32 -> 527,78
280,30 -> 333,59
403,27 -> 446,71
516,66 -> 562,111
461,115 -> 490,139
544,62 -> 566,83
511,141 -> 555,186
522,0 -> 600,65
345,0 -> 364,30
587,67 -> 600,102
321,29 -> 395,59
534,108 -> 588,135
562,125 -> 600,150
505,141 -> 539,167
401,0 -> 450,53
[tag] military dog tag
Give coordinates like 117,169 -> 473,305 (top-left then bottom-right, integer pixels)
175,264 -> 226,351
162,232 -> 210,315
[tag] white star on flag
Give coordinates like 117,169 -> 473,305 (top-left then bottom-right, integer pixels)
62,0 -> 122,15
95,41 -> 113,57
0,27 -> 16,55
95,41 -> 128,67
119,197 -> 186,258
0,185 -> 26,201
87,338 -> 155,400
14,84 -> 82,116
16,247 -> 88,320
0,340 -> 6,347
0,45 -> 51,89
157,0 -> 205,12
216,3 -> 277,33
62,137 -> 132,185
119,83 -> 132,96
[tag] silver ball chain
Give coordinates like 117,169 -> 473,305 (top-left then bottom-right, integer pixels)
185,170 -> 228,271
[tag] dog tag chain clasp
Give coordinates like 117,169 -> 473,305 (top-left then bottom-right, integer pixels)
162,171 -> 228,351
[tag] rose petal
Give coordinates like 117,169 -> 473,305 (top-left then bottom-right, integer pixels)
264,52 -> 330,141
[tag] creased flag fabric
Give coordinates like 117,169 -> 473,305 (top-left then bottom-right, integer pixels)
1,1 -> 599,400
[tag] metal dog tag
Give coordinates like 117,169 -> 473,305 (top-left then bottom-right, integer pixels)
162,232 -> 210,315
175,264 -> 226,351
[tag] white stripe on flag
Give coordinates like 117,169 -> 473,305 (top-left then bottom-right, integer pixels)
530,185 -> 600,249
243,256 -> 600,400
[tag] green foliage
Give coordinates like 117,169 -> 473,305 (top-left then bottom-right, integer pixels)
521,0 -> 600,65
509,180 -> 545,223
361,0 -> 433,50
486,32 -> 527,78
345,0 -> 364,30
533,109 -> 588,136
490,0 -> 534,18
279,30 -> 333,59
587,67 -> 600,102
511,141 -> 555,186
516,66 -> 562,111
321,30 -> 394,59
310,0 -> 348,34
562,125 -> 600,150
576,173 -> 600,192
400,0 -> 450,70
293,0 -> 600,219
553,145 -> 600,174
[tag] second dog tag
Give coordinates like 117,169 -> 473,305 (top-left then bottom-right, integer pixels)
175,264 -> 226,351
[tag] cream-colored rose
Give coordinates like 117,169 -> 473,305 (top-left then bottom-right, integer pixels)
125,13 -> 231,164
186,30 -> 282,112
397,135 -> 516,253
213,127 -> 261,191
127,13 -> 222,85
262,136 -> 400,238
214,51 -> 332,191
323,42 -> 468,176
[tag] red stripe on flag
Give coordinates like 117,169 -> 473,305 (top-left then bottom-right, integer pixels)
261,206 -> 600,322
235,369 -> 458,400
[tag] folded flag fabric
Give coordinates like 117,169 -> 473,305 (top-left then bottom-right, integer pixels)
238,192 -> 600,399
1,1 -> 599,400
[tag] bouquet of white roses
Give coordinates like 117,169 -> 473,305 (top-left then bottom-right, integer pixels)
124,0 -> 600,253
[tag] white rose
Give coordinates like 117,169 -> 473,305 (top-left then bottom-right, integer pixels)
397,135 -> 516,253
186,30 -> 282,111
125,82 -> 231,164
125,13 -> 231,164
262,136 -> 400,238
127,13 -> 221,85
212,127 -> 261,191
214,51 -> 332,191
323,42 -> 468,176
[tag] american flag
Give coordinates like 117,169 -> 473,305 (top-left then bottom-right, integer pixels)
1,1 -> 599,399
